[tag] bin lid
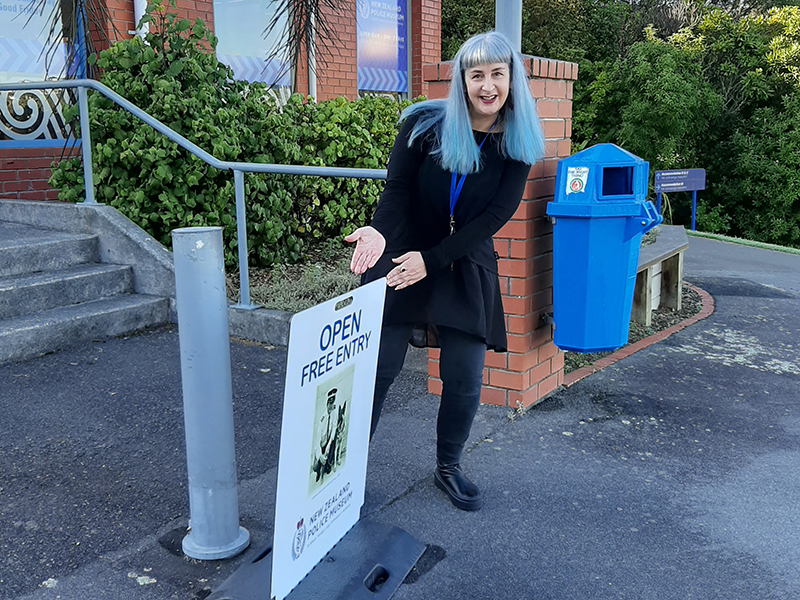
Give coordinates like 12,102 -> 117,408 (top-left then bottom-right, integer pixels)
552,143 -> 649,205
559,143 -> 643,166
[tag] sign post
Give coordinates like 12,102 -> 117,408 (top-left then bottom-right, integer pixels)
271,280 -> 385,600
654,169 -> 706,231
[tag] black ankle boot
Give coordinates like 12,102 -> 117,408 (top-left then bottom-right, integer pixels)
434,463 -> 482,511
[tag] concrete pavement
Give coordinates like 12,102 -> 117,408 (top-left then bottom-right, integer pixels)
1,234 -> 799,600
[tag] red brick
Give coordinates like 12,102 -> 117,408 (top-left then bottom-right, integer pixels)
506,333 -> 532,354
428,359 -> 439,378
558,100 -> 573,119
545,79 -> 567,99
507,348 -> 540,372
489,369 -> 527,391
508,386 -> 543,410
484,351 -> 508,369
528,79 -> 545,99
527,161 -> 544,179
551,351 -> 565,373
497,276 -> 510,295
533,178 -> 555,199
557,139 -> 572,157
498,258 -> 531,278
502,295 -> 529,316
496,219 -> 532,240
422,64 -> 439,82
528,360 -> 552,385
428,377 -> 442,395
538,373 -> 560,398
509,277 -> 536,297
511,201 -> 538,220
493,238 -> 510,258
543,119 -> 565,139
507,313 -> 537,335
480,386 -> 508,407
428,348 -> 440,360
536,100 -> 558,118
427,81 -> 450,99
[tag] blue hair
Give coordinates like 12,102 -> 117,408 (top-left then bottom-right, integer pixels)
401,31 -> 545,174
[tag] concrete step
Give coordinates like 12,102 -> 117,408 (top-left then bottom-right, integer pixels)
0,263 -> 134,320
0,222 -> 98,277
0,294 -> 170,365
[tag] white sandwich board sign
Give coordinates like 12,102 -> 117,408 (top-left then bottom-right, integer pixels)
271,279 -> 386,600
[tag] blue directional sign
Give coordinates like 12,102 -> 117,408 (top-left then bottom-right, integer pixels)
654,168 -> 706,231
654,169 -> 706,193
356,0 -> 407,93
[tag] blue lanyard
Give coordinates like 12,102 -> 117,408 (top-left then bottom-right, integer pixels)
448,120 -> 497,235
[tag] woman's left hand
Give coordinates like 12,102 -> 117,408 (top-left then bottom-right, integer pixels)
387,252 -> 427,290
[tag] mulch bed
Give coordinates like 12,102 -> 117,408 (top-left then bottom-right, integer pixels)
564,283 -> 702,374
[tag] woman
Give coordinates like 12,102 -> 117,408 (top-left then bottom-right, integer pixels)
345,31 -> 544,511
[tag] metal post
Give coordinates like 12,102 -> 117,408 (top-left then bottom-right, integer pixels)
172,227 -> 250,560
691,191 -> 697,231
78,85 -> 96,204
233,170 -> 256,310
495,0 -> 522,52
656,192 -> 661,216
307,9 -> 317,100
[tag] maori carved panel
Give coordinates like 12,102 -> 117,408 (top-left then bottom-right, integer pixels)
0,88 -> 74,141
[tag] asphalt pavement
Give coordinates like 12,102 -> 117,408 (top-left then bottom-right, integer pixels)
1,234 -> 799,600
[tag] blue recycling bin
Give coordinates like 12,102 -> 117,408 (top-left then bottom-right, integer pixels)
546,144 -> 661,353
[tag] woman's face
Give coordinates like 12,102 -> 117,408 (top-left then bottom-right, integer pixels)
464,62 -> 510,126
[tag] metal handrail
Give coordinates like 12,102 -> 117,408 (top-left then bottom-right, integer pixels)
0,79 -> 388,308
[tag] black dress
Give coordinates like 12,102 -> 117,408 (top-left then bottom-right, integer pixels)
363,113 -> 531,352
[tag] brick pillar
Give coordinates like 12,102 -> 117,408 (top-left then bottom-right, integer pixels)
410,0 -> 441,98
424,56 -> 578,409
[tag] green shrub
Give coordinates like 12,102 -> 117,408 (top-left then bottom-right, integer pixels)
49,1 -> 408,266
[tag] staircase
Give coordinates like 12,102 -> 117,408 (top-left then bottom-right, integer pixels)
0,221 -> 170,364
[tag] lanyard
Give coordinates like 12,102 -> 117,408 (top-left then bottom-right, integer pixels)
448,120 -> 498,235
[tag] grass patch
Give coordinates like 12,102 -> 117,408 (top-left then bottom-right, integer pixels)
228,241 -> 359,313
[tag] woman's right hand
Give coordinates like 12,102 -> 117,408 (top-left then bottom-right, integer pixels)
344,226 -> 386,275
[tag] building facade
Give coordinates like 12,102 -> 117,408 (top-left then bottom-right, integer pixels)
0,0 -> 441,199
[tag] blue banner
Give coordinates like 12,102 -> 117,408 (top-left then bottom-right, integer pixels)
356,0 -> 407,93
213,0 -> 290,87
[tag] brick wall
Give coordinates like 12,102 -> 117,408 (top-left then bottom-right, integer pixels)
410,0 -> 441,98
294,0 -> 358,101
424,56 -> 578,409
0,148 -> 78,202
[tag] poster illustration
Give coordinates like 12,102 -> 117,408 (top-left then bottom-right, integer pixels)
308,365 -> 353,495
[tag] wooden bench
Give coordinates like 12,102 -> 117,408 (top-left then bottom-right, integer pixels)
632,225 -> 689,326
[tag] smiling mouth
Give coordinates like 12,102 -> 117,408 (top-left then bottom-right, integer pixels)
479,95 -> 497,104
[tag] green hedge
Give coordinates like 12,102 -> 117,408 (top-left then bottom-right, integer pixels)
50,1 -> 410,266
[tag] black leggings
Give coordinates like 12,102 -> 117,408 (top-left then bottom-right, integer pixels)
371,324 -> 487,465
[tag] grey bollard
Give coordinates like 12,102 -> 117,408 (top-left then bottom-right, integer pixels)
172,227 -> 250,560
